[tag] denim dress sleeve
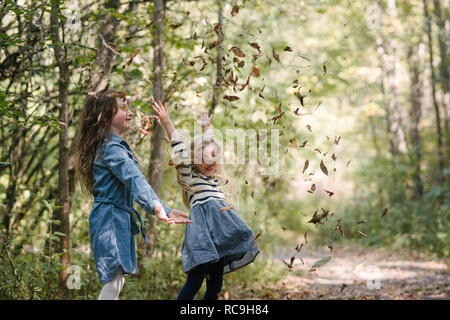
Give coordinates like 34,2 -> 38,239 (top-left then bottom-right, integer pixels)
101,141 -> 172,215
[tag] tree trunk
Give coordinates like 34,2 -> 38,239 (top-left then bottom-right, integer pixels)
423,0 -> 445,184
432,0 -> 450,163
50,0 -> 71,299
87,0 -> 121,92
407,45 -> 424,199
147,0 -> 167,250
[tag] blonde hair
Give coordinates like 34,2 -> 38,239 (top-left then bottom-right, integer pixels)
176,132 -> 238,210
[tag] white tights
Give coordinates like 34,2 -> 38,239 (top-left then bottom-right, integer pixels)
98,267 -> 125,300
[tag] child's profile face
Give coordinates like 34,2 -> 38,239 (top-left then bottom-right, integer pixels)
110,98 -> 132,134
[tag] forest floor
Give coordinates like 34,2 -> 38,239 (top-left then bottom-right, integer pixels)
228,243 -> 449,300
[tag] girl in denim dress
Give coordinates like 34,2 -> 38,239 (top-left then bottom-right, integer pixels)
74,88 -> 191,299
152,101 -> 260,300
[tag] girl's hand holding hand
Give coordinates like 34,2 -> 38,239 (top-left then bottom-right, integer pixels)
153,203 -> 175,224
168,209 -> 192,224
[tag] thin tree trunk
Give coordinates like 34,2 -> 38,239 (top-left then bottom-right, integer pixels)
423,0 -> 445,184
87,0 -> 121,92
50,0 -> 71,299
432,0 -> 450,162
147,0 -> 167,250
407,45 -> 424,199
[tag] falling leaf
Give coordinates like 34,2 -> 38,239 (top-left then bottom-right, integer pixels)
314,148 -> 322,154
277,103 -> 282,114
308,209 -> 329,225
208,38 -> 223,50
223,95 -> 240,101
218,206 -> 234,212
231,5 -> 239,16
324,189 -> 335,197
320,160 -> 329,176
328,242 -> 334,252
346,160 -> 352,167
300,140 -> 307,148
331,153 -> 337,161
322,64 -> 327,76
289,138 -> 298,148
335,225 -> 345,237
283,46 -> 293,52
272,47 -> 280,62
252,64 -> 260,77
334,136 -> 342,145
302,160 -> 309,174
253,228 -> 262,241
306,124 -> 312,132
229,46 -> 246,57
311,256 -> 332,269
358,231 -> 368,237
357,220 -> 367,224
381,208 -> 388,219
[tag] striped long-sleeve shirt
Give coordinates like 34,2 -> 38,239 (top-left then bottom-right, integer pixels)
170,129 -> 226,208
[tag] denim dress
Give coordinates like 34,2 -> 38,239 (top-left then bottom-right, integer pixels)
89,132 -> 172,285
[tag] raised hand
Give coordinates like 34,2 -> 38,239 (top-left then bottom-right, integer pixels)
195,111 -> 213,130
151,100 -> 170,125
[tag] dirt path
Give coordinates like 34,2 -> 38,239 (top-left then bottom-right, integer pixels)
234,243 -> 449,300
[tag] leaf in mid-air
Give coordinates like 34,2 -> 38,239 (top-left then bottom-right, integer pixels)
311,256 -> 332,269
320,160 -> 329,176
302,160 -> 309,173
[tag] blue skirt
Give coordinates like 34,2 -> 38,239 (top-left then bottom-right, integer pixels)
181,199 -> 260,274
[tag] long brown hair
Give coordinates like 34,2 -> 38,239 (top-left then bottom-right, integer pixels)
74,88 -> 123,195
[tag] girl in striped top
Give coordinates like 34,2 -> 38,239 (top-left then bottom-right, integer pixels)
152,101 -> 259,300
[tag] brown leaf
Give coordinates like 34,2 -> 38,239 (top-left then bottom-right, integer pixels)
300,140 -> 307,148
324,189 -> 335,197
306,124 -> 312,132
284,46 -> 293,52
231,5 -> 239,16
320,160 -> 329,176
218,206 -> 234,212
346,160 -> 352,167
302,160 -> 309,174
322,64 -> 327,76
223,95 -> 240,101
229,46 -> 246,58
331,153 -> 337,161
289,138 -> 298,148
208,38 -> 223,50
253,228 -> 262,241
381,208 -> 388,219
272,47 -> 280,62
251,64 -> 260,77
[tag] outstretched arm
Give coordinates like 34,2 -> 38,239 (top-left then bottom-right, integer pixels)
151,100 -> 176,140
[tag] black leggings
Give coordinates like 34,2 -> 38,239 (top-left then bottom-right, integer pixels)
177,258 -> 224,300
